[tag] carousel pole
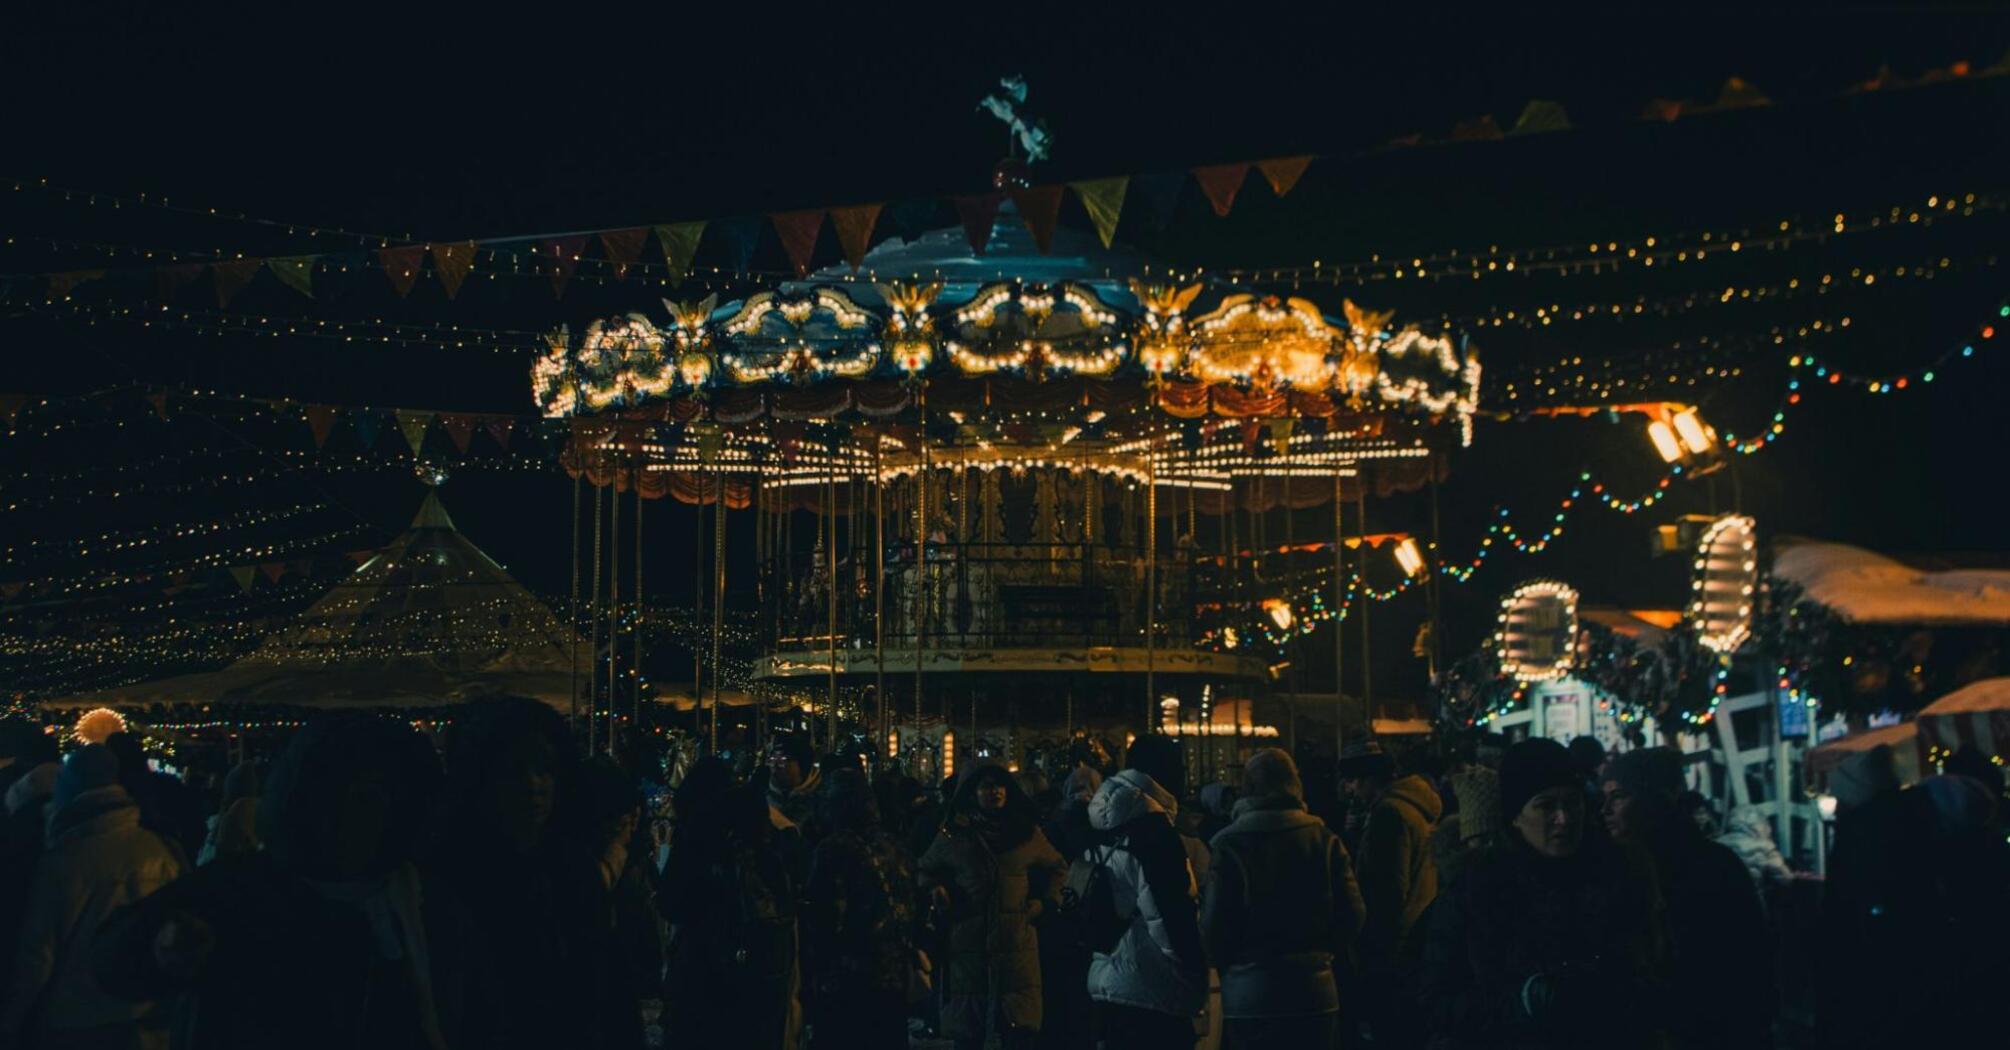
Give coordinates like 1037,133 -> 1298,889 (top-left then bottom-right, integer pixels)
1357,487 -> 1374,726
1145,443 -> 1158,733
569,474 -> 582,735
874,445 -> 887,768
827,453 -> 839,750
711,476 -> 727,754
634,488 -> 645,744
1427,460 -> 1445,716
589,480 -> 605,756
1334,470 -> 1347,761
608,472 -> 621,755
914,385 -> 928,740
1284,466 -> 1297,755
694,480 -> 705,743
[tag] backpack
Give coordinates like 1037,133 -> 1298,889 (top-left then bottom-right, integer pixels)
1057,844 -> 1128,955
713,843 -> 796,984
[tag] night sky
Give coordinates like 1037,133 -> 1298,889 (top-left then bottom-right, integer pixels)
4,6 -> 2008,703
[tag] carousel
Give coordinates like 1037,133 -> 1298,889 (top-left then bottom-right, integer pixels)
535,201 -> 1481,783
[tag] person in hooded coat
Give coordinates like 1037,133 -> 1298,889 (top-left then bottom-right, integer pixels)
0,719 -> 59,999
3,745 -> 184,1050
1714,805 -> 1794,893
1431,766 -> 1504,892
802,768 -> 918,1050
1340,740 -> 1442,1048
1201,749 -> 1365,1050
1036,764 -> 1103,1050
918,763 -> 1067,1050
1085,737 -> 1207,1050
92,716 -> 446,1050
1419,738 -> 1664,1050
1602,748 -> 1773,1049
195,759 -> 262,867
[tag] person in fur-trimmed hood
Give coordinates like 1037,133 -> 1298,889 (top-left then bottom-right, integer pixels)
1201,748 -> 1364,1049
1086,735 -> 1207,1050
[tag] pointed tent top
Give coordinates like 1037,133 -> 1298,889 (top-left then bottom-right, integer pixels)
412,490 -> 457,531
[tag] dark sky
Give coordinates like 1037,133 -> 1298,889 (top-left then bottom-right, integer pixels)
4,5 -> 2008,699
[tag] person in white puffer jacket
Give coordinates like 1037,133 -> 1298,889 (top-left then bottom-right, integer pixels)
1085,737 -> 1208,1050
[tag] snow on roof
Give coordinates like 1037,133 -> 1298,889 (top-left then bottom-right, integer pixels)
1772,539 -> 2010,625
1918,676 -> 2010,716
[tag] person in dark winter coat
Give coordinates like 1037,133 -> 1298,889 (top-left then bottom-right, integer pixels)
1035,764 -> 1103,1050
196,759 -> 262,866
93,716 -> 447,1050
802,768 -> 918,1050
1201,748 -> 1365,1050
1602,747 -> 1773,1049
1340,740 -> 1442,1048
1086,736 -> 1207,1050
663,768 -> 800,1050
1419,738 -> 1664,1050
103,733 -> 204,864
1431,766 -> 1504,892
0,719 -> 58,999
918,763 -> 1068,1050
3,746 -> 184,1049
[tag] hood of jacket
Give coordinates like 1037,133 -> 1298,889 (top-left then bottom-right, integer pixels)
47,783 -> 140,843
1089,768 -> 1176,832
1379,774 -> 1444,824
1724,806 -> 1774,841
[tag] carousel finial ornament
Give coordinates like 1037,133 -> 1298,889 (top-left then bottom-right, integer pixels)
662,295 -> 718,391
980,74 -> 1050,188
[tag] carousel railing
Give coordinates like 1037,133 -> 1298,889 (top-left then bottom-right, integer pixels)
763,541 -> 1242,653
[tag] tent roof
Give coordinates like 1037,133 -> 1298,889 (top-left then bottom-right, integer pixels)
1772,538 -> 2010,626
51,492 -> 583,711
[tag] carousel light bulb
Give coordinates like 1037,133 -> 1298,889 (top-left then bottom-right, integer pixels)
1393,537 -> 1426,579
1263,598 -> 1295,631
1672,409 -> 1714,454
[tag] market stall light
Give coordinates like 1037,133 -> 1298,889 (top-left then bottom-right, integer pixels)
886,727 -> 899,759
1671,408 -> 1714,454
1393,537 -> 1426,578
1262,598 -> 1296,631
941,730 -> 955,780
1646,420 -> 1684,463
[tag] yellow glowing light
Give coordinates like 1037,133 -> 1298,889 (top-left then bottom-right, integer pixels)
1393,537 -> 1426,578
73,707 -> 127,746
1646,420 -> 1684,463
941,730 -> 955,780
1263,598 -> 1296,631
1671,409 -> 1713,455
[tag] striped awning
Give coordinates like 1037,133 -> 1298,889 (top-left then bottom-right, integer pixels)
1916,677 -> 2010,760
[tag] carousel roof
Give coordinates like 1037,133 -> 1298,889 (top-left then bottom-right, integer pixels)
531,204 -> 1483,449
49,492 -> 584,711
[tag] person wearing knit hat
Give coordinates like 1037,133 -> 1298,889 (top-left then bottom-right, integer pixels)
1429,767 -> 1504,890
1599,746 -> 1773,1048
1200,748 -> 1364,1047
1418,738 -> 1662,1047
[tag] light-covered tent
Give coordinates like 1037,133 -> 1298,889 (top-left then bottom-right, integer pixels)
1915,676 -> 2010,760
1772,540 -> 2010,625
50,492 -> 584,712
1804,721 -> 1924,790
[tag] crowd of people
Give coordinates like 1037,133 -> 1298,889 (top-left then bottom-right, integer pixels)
0,703 -> 2003,1049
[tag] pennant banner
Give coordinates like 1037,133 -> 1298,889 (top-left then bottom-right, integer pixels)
0,395 -> 25,428
305,404 -> 337,448
46,270 -> 105,299
229,566 -> 257,592
1450,115 -> 1503,142
211,259 -> 262,307
599,228 -> 649,279
830,204 -> 882,270
353,410 -> 383,450
155,264 -> 204,302
1010,186 -> 1064,254
653,222 -> 705,286
432,242 -> 477,299
770,209 -> 825,278
268,256 -> 317,298
1130,171 -> 1185,232
1191,164 -> 1249,218
145,393 -> 169,421
1509,100 -> 1571,136
396,409 -> 433,455
1256,156 -> 1312,197
441,413 -> 477,453
710,217 -> 761,273
259,561 -> 288,584
484,416 -> 514,450
951,193 -> 1003,255
1069,177 -> 1128,248
378,246 -> 427,298
541,237 -> 587,298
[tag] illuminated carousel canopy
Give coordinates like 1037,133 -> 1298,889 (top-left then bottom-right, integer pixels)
536,206 -> 1482,503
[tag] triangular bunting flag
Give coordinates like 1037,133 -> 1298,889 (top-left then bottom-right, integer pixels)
305,404 -> 337,448
378,246 -> 428,297
830,204 -> 883,270
155,263 -> 204,302
346,549 -> 376,565
1255,156 -> 1313,197
268,256 -> 316,298
441,413 -> 477,453
432,242 -> 477,299
1010,186 -> 1064,253
599,227 -> 649,279
1239,420 -> 1263,453
951,194 -> 1003,254
1130,172 -> 1185,232
353,410 -> 383,449
1509,100 -> 1571,135
259,561 -> 288,584
1069,177 -> 1128,248
1268,418 -> 1294,456
1449,115 -> 1503,142
484,416 -> 514,450
46,270 -> 105,299
541,236 -> 588,298
710,217 -> 761,273
211,259 -> 262,307
229,566 -> 257,592
396,409 -> 433,455
0,581 -> 23,601
0,395 -> 25,428
770,209 -> 826,278
145,393 -> 169,421
1712,76 -> 1769,110
1191,164 -> 1250,218
653,222 -> 706,285
888,199 -> 940,240
1641,98 -> 1686,122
